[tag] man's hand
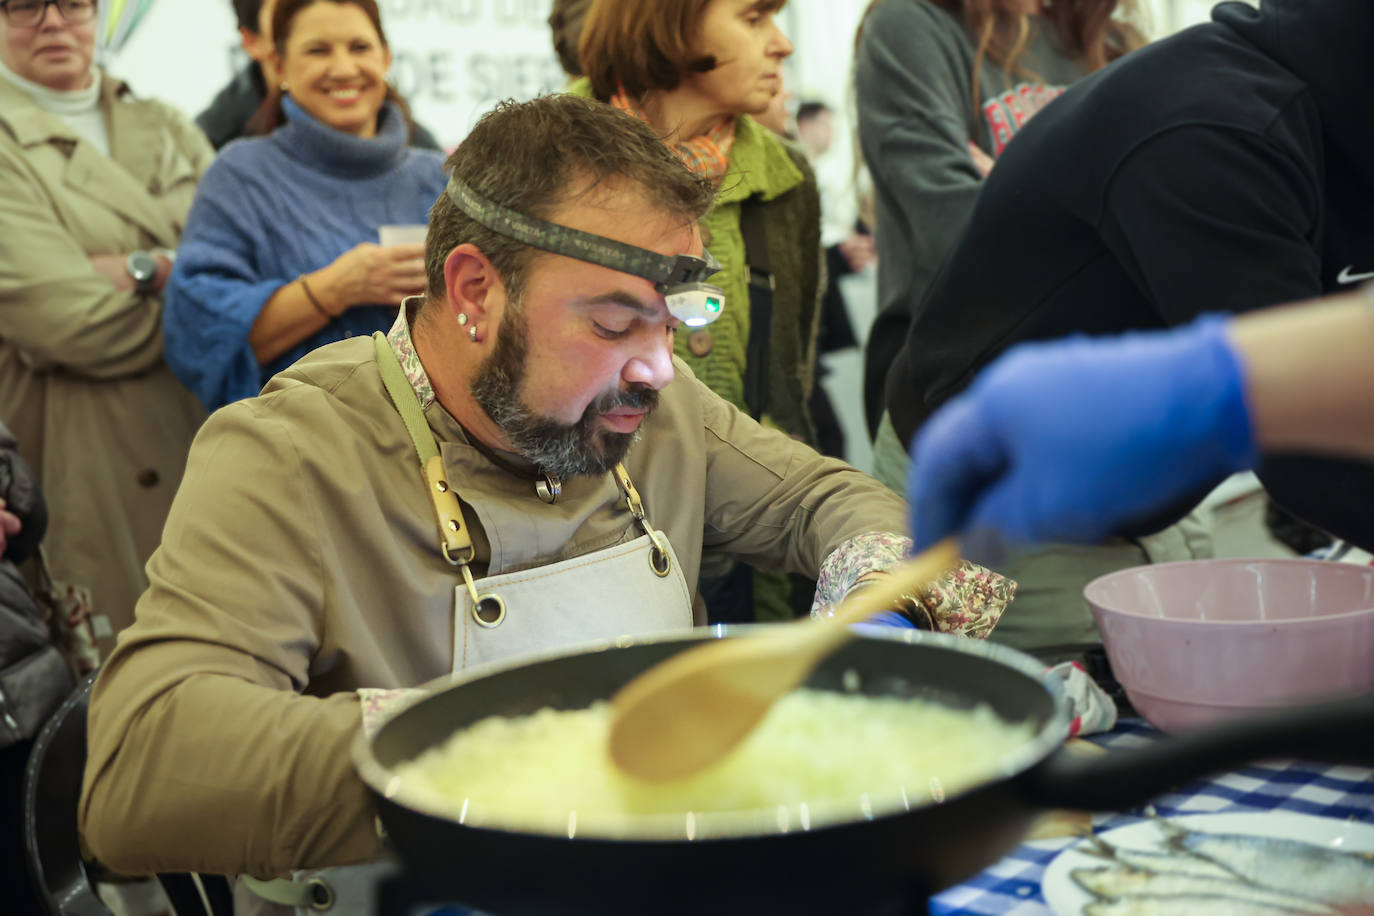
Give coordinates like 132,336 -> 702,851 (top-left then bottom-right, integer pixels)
907,316 -> 1257,551
0,499 -> 21,558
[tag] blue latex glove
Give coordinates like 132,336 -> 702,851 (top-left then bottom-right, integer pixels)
907,316 -> 1258,552
853,610 -> 918,631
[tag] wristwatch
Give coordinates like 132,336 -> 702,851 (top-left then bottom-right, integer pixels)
126,250 -> 159,294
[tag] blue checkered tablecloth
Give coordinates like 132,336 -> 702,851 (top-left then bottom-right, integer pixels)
929,718 -> 1374,916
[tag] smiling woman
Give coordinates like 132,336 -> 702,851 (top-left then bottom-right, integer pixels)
159,0 -> 448,410
248,0 -> 404,139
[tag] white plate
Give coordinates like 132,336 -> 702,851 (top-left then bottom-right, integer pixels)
1041,811 -> 1374,915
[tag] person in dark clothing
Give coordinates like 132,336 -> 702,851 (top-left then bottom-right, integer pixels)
789,99 -> 864,461
196,0 -> 277,149
885,0 -> 1374,551
198,0 -> 443,151
0,418 -> 73,916
548,0 -> 593,78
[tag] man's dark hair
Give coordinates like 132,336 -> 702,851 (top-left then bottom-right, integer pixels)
424,95 -> 716,306
796,101 -> 831,125
232,0 -> 262,32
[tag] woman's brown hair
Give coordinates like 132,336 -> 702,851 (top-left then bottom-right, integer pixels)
861,0 -> 1146,112
245,0 -> 416,138
579,0 -> 787,101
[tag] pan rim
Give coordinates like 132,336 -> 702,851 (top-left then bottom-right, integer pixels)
352,627 -> 1073,842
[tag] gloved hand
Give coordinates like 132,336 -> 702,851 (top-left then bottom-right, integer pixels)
907,315 -> 1257,552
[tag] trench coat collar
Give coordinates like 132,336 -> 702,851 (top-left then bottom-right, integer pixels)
0,71 -> 179,245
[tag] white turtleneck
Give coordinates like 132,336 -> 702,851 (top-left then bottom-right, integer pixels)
0,58 -> 108,155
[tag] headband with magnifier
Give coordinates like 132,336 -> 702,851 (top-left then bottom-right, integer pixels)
444,178 -> 726,327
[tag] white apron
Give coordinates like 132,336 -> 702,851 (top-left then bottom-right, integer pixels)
242,333 -> 693,915
452,528 -> 691,670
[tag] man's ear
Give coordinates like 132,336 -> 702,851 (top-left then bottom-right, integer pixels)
443,244 -> 502,323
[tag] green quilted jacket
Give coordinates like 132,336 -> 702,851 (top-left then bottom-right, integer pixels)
568,79 -> 823,443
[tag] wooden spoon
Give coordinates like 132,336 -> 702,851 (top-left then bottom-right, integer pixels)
607,539 -> 961,782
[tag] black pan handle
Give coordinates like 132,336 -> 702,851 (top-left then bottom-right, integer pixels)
1019,692 -> 1374,811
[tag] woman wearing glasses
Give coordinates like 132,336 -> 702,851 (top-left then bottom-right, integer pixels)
0,0 -> 211,658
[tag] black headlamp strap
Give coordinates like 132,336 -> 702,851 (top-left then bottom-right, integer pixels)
446,178 -> 709,290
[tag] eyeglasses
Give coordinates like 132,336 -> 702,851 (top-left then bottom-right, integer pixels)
0,0 -> 97,28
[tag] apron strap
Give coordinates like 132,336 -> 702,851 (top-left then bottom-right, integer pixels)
613,465 -> 672,578
372,332 -> 486,606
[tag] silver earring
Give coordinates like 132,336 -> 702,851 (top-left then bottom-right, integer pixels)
457,313 -> 469,326
469,327 -> 478,343
279,82 -> 289,93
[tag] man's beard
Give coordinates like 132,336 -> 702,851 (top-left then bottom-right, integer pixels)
469,307 -> 659,479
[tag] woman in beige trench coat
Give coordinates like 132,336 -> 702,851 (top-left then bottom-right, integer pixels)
0,0 -> 211,659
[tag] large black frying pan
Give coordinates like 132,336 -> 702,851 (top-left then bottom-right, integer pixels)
353,628 -> 1374,915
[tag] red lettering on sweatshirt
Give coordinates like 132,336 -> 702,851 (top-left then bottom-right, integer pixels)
982,82 -> 1067,156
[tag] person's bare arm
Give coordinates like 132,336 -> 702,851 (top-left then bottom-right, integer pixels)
1229,288 -> 1374,459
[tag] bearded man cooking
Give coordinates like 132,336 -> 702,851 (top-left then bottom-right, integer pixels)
79,95 -> 1011,892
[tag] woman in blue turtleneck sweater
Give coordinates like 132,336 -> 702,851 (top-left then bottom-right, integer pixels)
163,0 -> 446,410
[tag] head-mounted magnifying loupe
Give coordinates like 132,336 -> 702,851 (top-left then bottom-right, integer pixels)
445,178 -> 725,327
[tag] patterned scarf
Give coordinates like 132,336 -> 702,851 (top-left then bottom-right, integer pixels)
610,89 -> 737,183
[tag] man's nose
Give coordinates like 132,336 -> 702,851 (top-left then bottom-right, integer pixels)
622,329 -> 675,390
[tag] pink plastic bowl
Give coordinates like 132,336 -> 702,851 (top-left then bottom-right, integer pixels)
1084,558 -> 1374,732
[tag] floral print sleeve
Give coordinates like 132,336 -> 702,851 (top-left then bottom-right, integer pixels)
358,686 -> 427,739
811,532 -> 1017,639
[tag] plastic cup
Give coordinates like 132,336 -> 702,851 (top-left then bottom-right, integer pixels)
379,224 -> 428,247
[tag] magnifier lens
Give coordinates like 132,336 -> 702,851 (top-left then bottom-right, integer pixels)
666,285 -> 726,326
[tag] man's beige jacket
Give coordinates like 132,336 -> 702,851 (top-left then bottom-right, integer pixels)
81,337 -> 907,878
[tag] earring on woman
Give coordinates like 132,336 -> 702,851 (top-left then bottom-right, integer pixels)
457,313 -> 469,326
279,82 -> 290,93
469,326 -> 479,343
